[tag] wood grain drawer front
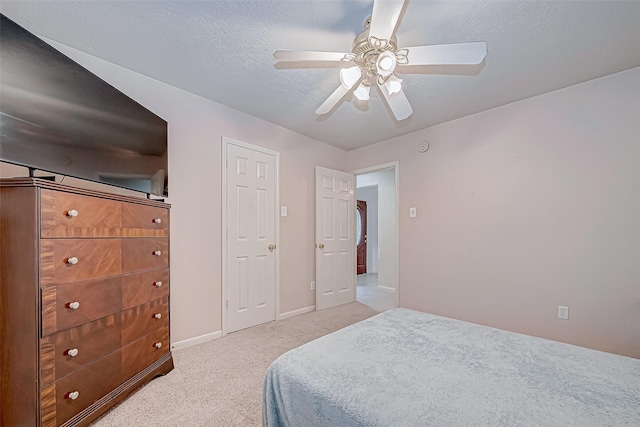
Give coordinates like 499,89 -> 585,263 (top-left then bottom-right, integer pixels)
41,189 -> 122,238
121,297 -> 169,346
121,327 -> 169,382
121,203 -> 169,237
42,276 -> 123,336
40,315 -> 121,386
122,268 -> 169,310
40,350 -> 122,427
41,239 -> 122,286
122,238 -> 169,272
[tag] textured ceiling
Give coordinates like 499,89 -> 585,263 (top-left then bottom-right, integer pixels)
2,1 -> 640,150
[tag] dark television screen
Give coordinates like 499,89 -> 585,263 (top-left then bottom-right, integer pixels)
0,14 -> 168,196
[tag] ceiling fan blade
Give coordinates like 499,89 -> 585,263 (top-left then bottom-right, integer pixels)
315,84 -> 352,115
379,82 -> 412,121
369,0 -> 405,45
274,50 -> 352,62
402,42 -> 487,66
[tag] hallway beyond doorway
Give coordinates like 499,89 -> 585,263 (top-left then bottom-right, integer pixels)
356,273 -> 396,312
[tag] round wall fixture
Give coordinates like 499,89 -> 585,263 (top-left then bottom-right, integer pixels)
419,141 -> 429,153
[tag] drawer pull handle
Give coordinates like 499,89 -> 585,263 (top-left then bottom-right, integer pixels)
152,250 -> 162,256
153,281 -> 163,287
65,348 -> 79,357
66,209 -> 79,217
66,256 -> 79,265
153,313 -> 162,319
67,301 -> 80,310
154,342 -> 162,349
66,391 -> 80,400
152,218 -> 162,224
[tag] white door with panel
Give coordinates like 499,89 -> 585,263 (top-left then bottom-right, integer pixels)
226,141 -> 277,333
315,166 -> 356,310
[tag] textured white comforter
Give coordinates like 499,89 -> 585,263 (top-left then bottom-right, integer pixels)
263,308 -> 640,426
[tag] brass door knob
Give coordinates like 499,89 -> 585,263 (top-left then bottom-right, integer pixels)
268,244 -> 276,251
316,243 -> 325,249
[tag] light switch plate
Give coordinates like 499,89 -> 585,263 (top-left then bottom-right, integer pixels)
281,206 -> 288,217
409,207 -> 417,218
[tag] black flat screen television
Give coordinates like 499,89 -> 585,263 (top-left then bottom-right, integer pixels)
0,14 -> 168,197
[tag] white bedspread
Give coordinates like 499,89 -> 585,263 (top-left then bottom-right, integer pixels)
263,308 -> 640,426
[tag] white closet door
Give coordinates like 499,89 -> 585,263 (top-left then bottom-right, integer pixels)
226,141 -> 277,332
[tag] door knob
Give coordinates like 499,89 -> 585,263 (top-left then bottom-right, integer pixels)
316,243 -> 325,249
268,244 -> 276,251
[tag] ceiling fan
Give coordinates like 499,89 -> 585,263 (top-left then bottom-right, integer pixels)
273,0 -> 487,121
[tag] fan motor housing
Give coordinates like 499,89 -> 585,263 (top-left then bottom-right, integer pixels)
352,17 -> 398,78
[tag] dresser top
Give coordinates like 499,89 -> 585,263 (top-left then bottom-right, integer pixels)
0,178 -> 170,208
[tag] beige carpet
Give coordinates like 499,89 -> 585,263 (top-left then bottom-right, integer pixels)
92,302 -> 378,426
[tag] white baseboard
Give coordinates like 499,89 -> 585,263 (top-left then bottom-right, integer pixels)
171,330 -> 222,351
279,305 -> 315,320
378,285 -> 396,291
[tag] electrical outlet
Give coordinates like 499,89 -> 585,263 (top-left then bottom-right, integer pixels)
558,306 -> 569,320
311,281 -> 316,290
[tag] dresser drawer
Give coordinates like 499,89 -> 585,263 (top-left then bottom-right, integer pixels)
40,189 -> 169,238
40,350 -> 121,427
121,327 -> 169,382
121,297 -> 169,345
121,203 -> 169,236
40,189 -> 123,238
41,276 -> 123,336
40,315 -> 121,385
122,268 -> 169,309
122,238 -> 169,272
40,239 -> 122,285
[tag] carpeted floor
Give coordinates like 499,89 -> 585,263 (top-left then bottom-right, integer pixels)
92,301 -> 378,426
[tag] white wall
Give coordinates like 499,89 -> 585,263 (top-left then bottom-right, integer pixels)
348,67 -> 640,358
11,40 -> 348,346
355,185 -> 378,274
357,169 -> 397,290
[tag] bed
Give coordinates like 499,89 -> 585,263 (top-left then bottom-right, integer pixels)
263,308 -> 640,426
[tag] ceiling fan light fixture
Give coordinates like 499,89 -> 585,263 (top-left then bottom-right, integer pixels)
376,51 -> 397,77
384,75 -> 403,95
353,82 -> 370,101
273,0 -> 487,121
339,66 -> 361,89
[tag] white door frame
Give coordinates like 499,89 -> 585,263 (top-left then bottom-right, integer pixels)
351,161 -> 399,308
221,136 -> 280,336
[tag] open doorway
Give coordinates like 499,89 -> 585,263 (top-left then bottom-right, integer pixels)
353,163 -> 398,312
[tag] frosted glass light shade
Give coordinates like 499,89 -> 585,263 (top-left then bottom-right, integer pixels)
353,83 -> 370,101
385,75 -> 403,95
339,66 -> 361,89
376,51 -> 397,77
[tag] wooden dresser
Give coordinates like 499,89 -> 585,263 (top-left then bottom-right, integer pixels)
0,178 -> 174,427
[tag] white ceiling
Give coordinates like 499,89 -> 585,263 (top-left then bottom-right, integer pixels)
2,1 -> 640,151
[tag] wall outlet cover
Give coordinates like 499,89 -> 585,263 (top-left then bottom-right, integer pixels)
558,305 -> 569,320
